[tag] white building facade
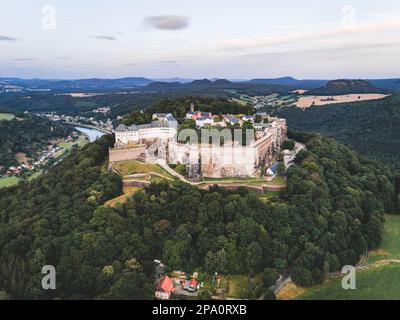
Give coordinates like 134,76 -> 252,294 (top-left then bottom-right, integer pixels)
114,113 -> 178,146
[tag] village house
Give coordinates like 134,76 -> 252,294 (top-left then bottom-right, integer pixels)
223,115 -> 241,126
152,113 -> 169,121
267,162 -> 279,176
155,276 -> 175,300
185,103 -> 214,127
195,116 -> 214,127
242,115 -> 254,122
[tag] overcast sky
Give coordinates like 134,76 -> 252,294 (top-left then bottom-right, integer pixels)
1,0 -> 400,79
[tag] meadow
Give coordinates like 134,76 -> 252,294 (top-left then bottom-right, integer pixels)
294,94 -> 389,108
298,263 -> 400,300
287,215 -> 400,300
112,160 -> 174,179
0,113 -> 15,121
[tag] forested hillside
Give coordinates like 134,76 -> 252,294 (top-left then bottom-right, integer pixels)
276,94 -> 400,169
0,114 -> 72,168
0,135 -> 124,299
0,133 -> 395,299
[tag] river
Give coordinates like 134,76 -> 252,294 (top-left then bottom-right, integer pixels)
74,126 -> 106,142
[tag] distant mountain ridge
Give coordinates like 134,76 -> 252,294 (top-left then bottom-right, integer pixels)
141,78 -> 296,95
308,79 -> 389,95
0,77 -> 154,90
2,76 -> 400,92
247,77 -> 327,88
247,77 -> 400,91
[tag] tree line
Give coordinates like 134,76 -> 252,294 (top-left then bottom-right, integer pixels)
122,96 -> 255,125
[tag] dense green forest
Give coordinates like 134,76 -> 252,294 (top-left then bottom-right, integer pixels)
0,132 -> 395,299
140,79 -> 294,96
0,91 -> 234,119
122,96 -> 255,125
275,94 -> 400,170
0,135 -> 123,299
0,114 -> 72,169
0,93 -> 96,115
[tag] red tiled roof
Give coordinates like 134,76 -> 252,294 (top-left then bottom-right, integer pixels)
156,276 -> 174,294
190,279 -> 197,287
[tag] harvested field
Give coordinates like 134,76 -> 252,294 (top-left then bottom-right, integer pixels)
294,93 -> 389,108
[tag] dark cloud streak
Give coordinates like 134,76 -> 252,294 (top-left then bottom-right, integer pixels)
144,15 -> 189,30
88,35 -> 116,41
14,58 -> 37,61
0,35 -> 17,41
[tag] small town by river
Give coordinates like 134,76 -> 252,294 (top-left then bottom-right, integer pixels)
0,126 -> 108,189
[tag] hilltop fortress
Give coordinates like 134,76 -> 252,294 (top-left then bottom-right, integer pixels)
109,106 -> 287,179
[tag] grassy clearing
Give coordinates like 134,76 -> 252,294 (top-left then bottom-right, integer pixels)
113,160 -> 174,179
217,274 -> 262,299
231,98 -> 248,106
369,214 -> 400,263
257,191 -> 281,202
277,283 -> 307,300
0,113 -> 15,121
28,170 -> 43,181
124,174 -> 166,183
297,263 -> 400,300
203,176 -> 286,186
58,135 -> 88,151
16,152 -> 30,164
0,176 -> 20,188
105,186 -> 142,207
0,170 -> 44,189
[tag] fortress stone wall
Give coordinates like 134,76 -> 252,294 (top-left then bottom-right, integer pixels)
109,146 -> 146,163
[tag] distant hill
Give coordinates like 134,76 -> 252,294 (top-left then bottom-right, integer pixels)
247,77 -> 327,88
0,77 -> 154,91
189,79 -> 214,87
308,79 -> 389,95
276,92 -> 400,169
139,78 -> 296,96
151,77 -> 194,83
248,77 -> 400,92
145,81 -> 184,90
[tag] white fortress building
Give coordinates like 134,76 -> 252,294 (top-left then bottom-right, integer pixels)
110,109 -> 287,179
113,113 -> 178,146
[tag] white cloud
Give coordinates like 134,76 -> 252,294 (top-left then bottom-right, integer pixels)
218,20 -> 400,51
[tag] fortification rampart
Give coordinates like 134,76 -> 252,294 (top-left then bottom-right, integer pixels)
109,146 -> 146,163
